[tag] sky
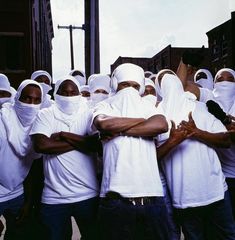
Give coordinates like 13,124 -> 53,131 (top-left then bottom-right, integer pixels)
50,0 -> 235,81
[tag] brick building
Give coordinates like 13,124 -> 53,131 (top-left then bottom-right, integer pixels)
206,11 -> 235,75
0,0 -> 54,88
111,45 -> 210,75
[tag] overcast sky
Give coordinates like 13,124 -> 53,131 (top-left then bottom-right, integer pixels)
50,0 -> 235,81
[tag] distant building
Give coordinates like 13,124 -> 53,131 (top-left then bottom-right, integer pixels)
206,11 -> 235,75
0,0 -> 54,88
111,45 -> 210,74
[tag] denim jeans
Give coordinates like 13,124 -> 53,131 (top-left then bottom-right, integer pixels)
41,196 -> 99,240
226,178 -> 235,219
0,194 -> 25,240
175,191 -> 235,240
98,196 -> 171,240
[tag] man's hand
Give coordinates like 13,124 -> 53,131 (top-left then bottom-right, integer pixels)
179,112 -> 198,137
168,120 -> 189,145
16,202 -> 31,225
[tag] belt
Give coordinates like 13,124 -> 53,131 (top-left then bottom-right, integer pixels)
104,191 -> 157,206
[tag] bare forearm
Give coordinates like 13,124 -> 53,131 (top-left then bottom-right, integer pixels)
157,138 -> 179,160
94,115 -> 145,133
194,130 -> 231,148
32,134 -> 75,154
176,59 -> 188,89
61,132 -> 101,154
124,115 -> 168,137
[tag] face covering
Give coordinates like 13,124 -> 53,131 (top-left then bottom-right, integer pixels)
55,95 -> 81,115
40,83 -> 52,96
142,94 -> 157,105
90,93 -> 108,103
0,97 -> 11,108
14,101 -> 41,127
213,81 -> 235,112
196,78 -> 214,90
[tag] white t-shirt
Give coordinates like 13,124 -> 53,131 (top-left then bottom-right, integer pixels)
0,117 -> 34,202
30,105 -> 99,204
159,102 -> 227,209
199,88 -> 235,178
92,99 -> 164,198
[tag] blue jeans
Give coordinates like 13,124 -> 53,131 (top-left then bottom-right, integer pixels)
226,178 -> 235,219
41,197 -> 99,240
98,196 -> 171,240
0,194 -> 25,240
175,191 -> 235,240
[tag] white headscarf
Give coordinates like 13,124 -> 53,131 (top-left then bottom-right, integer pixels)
144,71 -> 153,78
53,75 -> 86,126
80,84 -> 90,93
0,74 -> 12,107
31,70 -> 52,84
31,70 -> 53,108
158,74 -> 196,125
1,80 -> 42,157
69,69 -> 86,86
88,74 -> 111,105
194,69 -> 214,90
88,74 -> 111,94
154,69 -> 176,98
108,63 -> 146,118
213,68 -> 235,113
142,78 -> 157,105
110,63 -> 145,95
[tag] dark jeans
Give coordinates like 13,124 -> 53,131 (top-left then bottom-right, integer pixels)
226,178 -> 235,219
41,196 -> 99,240
98,196 -> 171,240
0,194 -> 26,240
175,191 -> 235,240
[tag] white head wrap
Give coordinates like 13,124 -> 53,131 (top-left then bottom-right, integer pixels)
214,68 -> 235,82
194,69 -> 214,90
110,63 -> 145,95
144,71 -> 153,78
69,69 -> 86,86
155,69 -> 176,97
145,77 -> 156,90
1,80 -> 42,157
158,74 -> 196,125
88,74 -> 111,94
0,73 -> 11,93
213,68 -> 235,113
0,74 -> 12,107
31,70 -> 52,84
80,85 -> 90,93
53,75 -> 87,124
54,75 -> 80,97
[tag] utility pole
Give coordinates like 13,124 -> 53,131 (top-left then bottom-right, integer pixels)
57,24 -> 85,70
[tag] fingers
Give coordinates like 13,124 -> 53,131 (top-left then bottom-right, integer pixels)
188,111 -> 193,121
170,120 -> 176,130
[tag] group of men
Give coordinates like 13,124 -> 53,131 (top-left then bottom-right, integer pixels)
0,57 -> 235,240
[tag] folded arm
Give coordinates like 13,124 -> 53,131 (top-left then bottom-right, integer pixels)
93,114 -> 145,134
31,133 -> 75,155
123,114 -> 168,137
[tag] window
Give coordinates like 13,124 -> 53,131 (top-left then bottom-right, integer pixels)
222,41 -> 228,57
0,32 -> 25,71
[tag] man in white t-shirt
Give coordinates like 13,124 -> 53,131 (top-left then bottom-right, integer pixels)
92,63 -> 171,240
30,76 -> 100,240
0,80 -> 42,239
157,73 -> 235,239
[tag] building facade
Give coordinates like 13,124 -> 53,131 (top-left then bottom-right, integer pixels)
206,11 -> 235,74
0,0 -> 54,88
111,45 -> 210,75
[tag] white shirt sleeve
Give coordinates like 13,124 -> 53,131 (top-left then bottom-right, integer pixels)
91,101 -> 114,132
30,108 -> 54,137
